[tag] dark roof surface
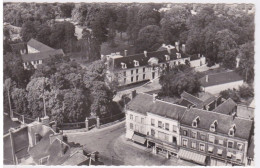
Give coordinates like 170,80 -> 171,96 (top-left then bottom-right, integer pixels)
181,91 -> 203,106
248,136 -> 254,158
196,96 -> 217,109
180,108 -> 253,140
213,98 -> 237,115
113,48 -> 189,70
21,49 -> 64,62
10,43 -> 27,53
127,93 -> 187,120
200,71 -> 243,87
27,38 -> 54,52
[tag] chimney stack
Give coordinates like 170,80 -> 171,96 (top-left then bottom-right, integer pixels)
162,43 -> 166,48
236,57 -> 240,68
144,50 -> 147,57
153,94 -> 157,103
124,50 -> 127,57
167,47 -> 171,54
175,42 -> 180,52
182,44 -> 186,53
198,53 -> 201,58
206,75 -> 208,82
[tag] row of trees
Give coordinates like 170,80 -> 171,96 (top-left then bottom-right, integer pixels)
4,53 -> 117,126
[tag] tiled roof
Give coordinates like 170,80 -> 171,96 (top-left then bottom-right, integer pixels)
127,93 -> 187,120
213,98 -> 237,115
27,38 -> 54,52
181,91 -> 203,106
200,71 -> 243,87
21,49 -> 64,62
180,108 -> 253,140
113,48 -> 189,70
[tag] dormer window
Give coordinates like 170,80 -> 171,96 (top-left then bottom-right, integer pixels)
176,53 -> 181,59
228,124 -> 236,137
133,60 -> 139,67
210,120 -> 218,132
165,55 -> 170,61
121,62 -> 127,69
192,116 -> 200,128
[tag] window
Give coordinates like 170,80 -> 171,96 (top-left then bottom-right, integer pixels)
217,148 -> 223,156
151,119 -> 155,126
192,116 -> 199,128
141,118 -> 144,124
151,129 -> 155,137
130,123 -> 133,130
158,121 -> 163,128
136,75 -> 139,81
200,134 -> 205,141
191,141 -> 196,149
218,139 -> 224,145
130,114 -> 133,120
227,151 -> 232,158
123,71 -> 126,76
237,143 -> 243,151
208,146 -> 214,153
131,77 -> 133,82
227,141 -> 234,148
136,69 -> 138,73
236,153 -> 242,161
131,70 -> 133,75
165,123 -> 169,131
172,125 -> 177,132
199,143 -> 205,151
143,74 -> 146,79
191,131 -> 197,139
143,67 -> 145,72
183,139 -> 188,147
135,125 -> 139,131
208,135 -> 215,143
183,130 -> 188,136
135,116 -> 138,122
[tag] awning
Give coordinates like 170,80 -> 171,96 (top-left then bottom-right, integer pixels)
126,131 -> 134,139
217,149 -> 223,155
132,134 -> 146,144
178,149 -> 206,165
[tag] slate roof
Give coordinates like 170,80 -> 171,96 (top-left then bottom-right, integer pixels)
113,48 -> 189,70
213,98 -> 237,115
127,93 -> 187,120
27,38 -> 54,52
180,108 -> 253,140
200,71 -> 243,87
21,49 -> 64,62
181,91 -> 203,106
196,96 -> 217,109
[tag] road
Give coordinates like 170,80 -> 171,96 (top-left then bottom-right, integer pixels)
66,121 -> 194,166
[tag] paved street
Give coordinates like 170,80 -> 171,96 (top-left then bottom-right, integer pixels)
66,121 -> 196,166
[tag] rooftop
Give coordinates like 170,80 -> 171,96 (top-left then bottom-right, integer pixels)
27,38 -> 54,52
180,108 -> 253,140
112,48 -> 189,70
213,98 -> 237,115
181,91 -> 203,106
200,71 -> 243,87
127,93 -> 187,120
21,49 -> 64,62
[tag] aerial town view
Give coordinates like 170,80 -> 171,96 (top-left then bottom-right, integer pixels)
3,2 -> 255,166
